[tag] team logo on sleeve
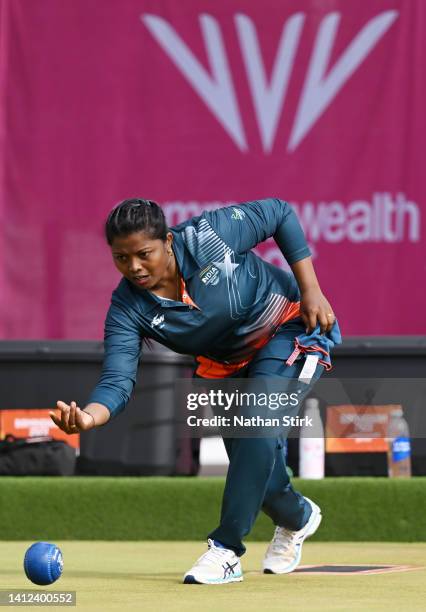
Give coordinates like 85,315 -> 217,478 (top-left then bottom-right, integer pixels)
199,263 -> 220,286
231,207 -> 245,220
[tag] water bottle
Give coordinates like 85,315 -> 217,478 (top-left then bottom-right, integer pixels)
386,407 -> 411,478
299,398 -> 325,479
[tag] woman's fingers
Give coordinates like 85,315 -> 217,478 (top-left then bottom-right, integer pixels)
302,307 -> 335,335
300,287 -> 336,335
61,403 -> 71,431
69,401 -> 76,429
325,312 -> 336,333
322,300 -> 336,333
302,309 -> 320,334
49,411 -> 61,427
318,311 -> 329,335
53,401 -> 69,430
319,306 -> 336,334
50,401 -> 81,434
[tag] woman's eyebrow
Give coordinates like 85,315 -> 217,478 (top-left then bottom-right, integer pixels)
112,247 -> 150,254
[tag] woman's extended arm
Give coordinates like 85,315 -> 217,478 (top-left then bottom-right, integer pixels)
51,291 -> 143,434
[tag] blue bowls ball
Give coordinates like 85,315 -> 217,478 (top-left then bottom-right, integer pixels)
24,542 -> 63,585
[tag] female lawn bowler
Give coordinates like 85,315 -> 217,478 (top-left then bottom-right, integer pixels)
51,198 -> 341,584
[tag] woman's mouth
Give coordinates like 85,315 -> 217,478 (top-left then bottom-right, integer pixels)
133,275 -> 149,286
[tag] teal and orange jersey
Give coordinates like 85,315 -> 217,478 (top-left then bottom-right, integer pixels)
88,199 -> 311,417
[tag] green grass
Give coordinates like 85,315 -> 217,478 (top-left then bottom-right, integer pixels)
0,477 -> 425,541
1,542 -> 425,611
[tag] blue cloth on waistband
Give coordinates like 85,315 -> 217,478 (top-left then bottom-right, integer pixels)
286,321 -> 342,370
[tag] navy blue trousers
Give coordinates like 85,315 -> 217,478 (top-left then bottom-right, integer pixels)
207,320 -> 324,556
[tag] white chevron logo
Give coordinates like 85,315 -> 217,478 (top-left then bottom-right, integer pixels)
142,11 -> 398,152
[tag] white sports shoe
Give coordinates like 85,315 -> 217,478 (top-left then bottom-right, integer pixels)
262,497 -> 322,574
183,539 -> 243,584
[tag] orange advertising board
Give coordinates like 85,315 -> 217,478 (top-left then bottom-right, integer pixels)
0,409 -> 79,449
326,404 -> 400,453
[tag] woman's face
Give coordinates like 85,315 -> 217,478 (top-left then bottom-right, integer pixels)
111,231 -> 173,290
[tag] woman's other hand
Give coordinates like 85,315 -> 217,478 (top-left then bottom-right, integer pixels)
299,287 -> 335,335
290,257 -> 336,334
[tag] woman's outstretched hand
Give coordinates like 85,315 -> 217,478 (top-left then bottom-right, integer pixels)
299,287 -> 335,335
49,401 -> 96,434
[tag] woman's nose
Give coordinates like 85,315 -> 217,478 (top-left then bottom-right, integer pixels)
128,258 -> 142,273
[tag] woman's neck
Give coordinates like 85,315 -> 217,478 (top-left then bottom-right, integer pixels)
149,253 -> 182,301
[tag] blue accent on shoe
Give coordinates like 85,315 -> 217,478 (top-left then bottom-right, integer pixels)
213,540 -> 227,549
184,572 -> 243,584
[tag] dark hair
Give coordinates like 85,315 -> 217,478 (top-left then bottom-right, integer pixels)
105,199 -> 168,245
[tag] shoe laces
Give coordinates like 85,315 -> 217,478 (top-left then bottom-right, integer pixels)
197,539 -> 233,567
269,526 -> 299,555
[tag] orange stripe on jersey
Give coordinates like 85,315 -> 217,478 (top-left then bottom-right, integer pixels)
195,300 -> 301,379
279,300 -> 300,325
181,277 -> 200,309
195,356 -> 251,378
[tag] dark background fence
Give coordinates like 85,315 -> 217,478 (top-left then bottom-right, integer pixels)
1,338 -> 425,476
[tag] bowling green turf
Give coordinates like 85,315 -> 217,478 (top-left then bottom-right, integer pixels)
1,542 -> 425,611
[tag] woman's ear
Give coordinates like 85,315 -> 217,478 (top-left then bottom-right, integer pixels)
166,232 -> 174,254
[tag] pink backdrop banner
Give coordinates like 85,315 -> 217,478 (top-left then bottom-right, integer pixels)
0,0 -> 424,338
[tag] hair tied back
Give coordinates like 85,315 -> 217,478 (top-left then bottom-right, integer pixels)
105,198 -> 168,244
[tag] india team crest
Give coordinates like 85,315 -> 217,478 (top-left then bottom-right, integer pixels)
199,263 -> 220,286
